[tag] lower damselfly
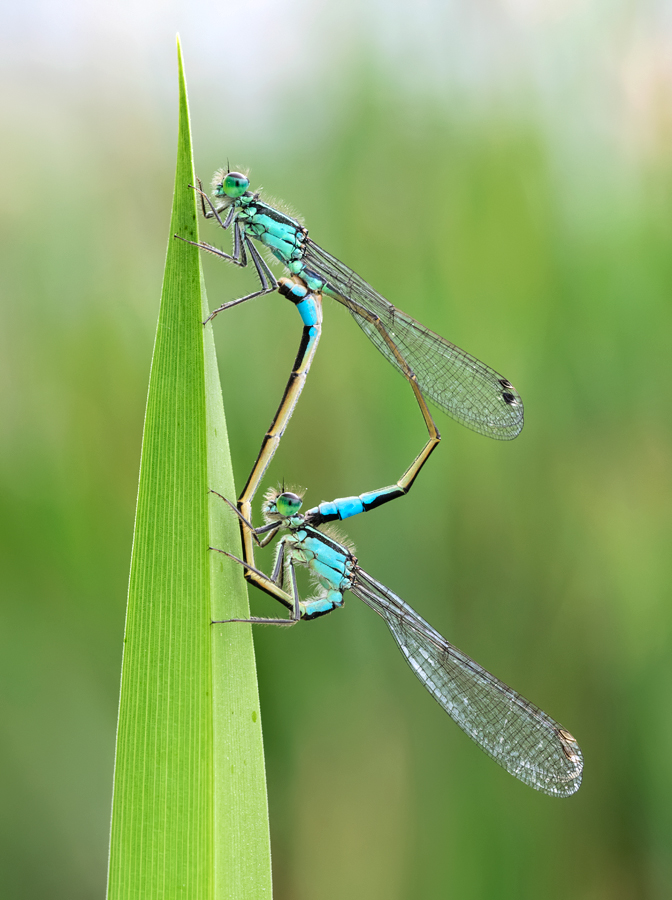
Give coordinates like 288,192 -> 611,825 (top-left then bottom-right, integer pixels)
211,486 -> 583,798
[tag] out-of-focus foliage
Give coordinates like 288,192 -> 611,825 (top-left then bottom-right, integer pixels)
1,3 -> 672,898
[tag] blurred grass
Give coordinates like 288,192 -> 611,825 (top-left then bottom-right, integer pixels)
1,62 -> 672,900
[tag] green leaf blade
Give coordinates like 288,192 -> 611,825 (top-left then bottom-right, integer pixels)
206,333 -> 274,899
107,39 -> 272,900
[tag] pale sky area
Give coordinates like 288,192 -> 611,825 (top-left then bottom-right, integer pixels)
2,0 -> 671,159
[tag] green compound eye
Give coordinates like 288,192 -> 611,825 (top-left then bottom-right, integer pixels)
221,171 -> 249,198
276,492 -> 303,517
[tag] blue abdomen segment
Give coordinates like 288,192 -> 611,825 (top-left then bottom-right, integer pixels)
301,269 -> 324,292
295,296 -> 319,327
277,280 -> 320,327
317,496 -> 365,520
359,486 -> 403,510
305,485 -> 405,525
284,261 -> 325,293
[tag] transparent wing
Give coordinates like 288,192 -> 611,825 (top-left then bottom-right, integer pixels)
303,240 -> 523,439
350,569 -> 582,796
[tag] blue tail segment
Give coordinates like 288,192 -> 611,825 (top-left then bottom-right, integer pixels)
278,278 -> 320,328
305,485 -> 405,526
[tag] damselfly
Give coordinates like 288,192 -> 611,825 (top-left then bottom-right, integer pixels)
211,485 -> 583,797
177,168 -> 524,441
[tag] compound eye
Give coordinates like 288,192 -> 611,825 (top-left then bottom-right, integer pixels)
276,492 -> 303,517
222,171 -> 249,198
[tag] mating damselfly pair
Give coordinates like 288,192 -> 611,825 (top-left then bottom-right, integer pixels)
177,166 -> 583,797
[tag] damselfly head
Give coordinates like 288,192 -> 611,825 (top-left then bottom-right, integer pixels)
212,168 -> 250,200
263,485 -> 305,522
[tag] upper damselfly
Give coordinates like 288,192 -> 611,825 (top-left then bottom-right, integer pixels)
177,168 -> 524,441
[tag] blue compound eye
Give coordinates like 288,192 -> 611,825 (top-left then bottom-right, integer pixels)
276,492 -> 303,517
222,171 -> 249,198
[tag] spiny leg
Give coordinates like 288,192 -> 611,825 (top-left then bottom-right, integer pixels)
204,234 -> 279,324
191,179 -> 232,228
175,212 -> 279,322
210,544 -> 300,625
209,489 -> 280,549
175,218 -> 246,265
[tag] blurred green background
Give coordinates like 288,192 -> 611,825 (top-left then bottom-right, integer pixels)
2,1 -> 672,897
